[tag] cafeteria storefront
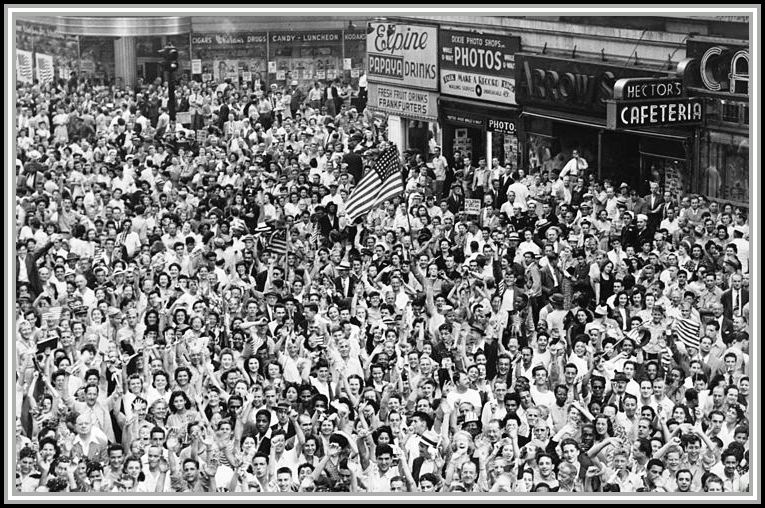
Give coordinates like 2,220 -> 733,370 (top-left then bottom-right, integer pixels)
515,52 -> 694,194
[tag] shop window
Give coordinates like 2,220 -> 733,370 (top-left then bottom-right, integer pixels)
641,155 -> 687,195
720,100 -> 749,126
270,33 -> 343,89
700,133 -> 749,205
450,126 -> 484,166
526,133 -> 559,174
407,121 -> 432,161
492,132 -> 519,171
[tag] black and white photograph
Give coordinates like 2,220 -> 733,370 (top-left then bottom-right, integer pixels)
6,5 -> 758,503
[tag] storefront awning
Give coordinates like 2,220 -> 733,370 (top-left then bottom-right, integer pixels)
521,107 -> 606,130
438,96 -> 520,117
522,107 -> 691,141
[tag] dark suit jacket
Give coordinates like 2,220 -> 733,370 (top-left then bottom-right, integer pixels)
342,151 -> 363,184
644,194 -> 665,216
217,103 -> 230,130
17,239 -> 54,297
254,269 -> 270,292
540,264 -> 563,298
271,420 -> 297,441
334,274 -> 360,298
318,214 -> 340,238
721,288 -> 749,320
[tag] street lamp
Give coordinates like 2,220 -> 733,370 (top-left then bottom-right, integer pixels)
158,44 -> 179,121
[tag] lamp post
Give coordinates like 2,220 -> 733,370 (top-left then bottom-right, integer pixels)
158,44 -> 179,121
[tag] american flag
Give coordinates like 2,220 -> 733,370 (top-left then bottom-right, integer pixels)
344,144 -> 404,223
35,52 -> 54,85
674,317 -> 701,350
269,229 -> 288,255
310,226 -> 319,248
17,50 -> 34,83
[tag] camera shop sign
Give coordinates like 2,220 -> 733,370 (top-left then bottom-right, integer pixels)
367,22 -> 438,90
607,97 -> 703,129
439,29 -> 521,104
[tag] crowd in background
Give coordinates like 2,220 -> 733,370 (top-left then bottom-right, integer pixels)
14,69 -> 752,493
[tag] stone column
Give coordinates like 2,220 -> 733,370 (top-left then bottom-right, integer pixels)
114,36 -> 137,89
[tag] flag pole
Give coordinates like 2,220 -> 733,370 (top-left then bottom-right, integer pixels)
284,223 -> 290,276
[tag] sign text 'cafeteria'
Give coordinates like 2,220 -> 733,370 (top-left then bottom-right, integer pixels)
607,97 -> 703,130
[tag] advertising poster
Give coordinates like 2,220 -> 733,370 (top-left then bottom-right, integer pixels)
367,82 -> 438,122
439,29 -> 521,104
367,22 -> 438,90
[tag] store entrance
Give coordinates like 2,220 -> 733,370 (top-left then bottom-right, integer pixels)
600,131 -> 641,188
444,124 -> 484,167
407,120 -> 432,162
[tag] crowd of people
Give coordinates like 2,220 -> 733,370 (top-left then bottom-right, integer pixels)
14,68 -> 752,494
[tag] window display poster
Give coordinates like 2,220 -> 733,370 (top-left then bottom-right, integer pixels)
15,20 -> 79,83
213,59 -> 266,83
191,32 -> 267,83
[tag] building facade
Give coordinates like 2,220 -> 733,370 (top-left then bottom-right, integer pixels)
14,14 -> 750,207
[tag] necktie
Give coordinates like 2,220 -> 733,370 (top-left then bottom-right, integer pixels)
733,291 -> 739,315
728,375 -> 734,386
618,395 -> 624,412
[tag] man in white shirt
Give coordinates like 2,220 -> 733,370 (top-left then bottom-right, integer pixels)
431,146 -> 448,197
508,176 -> 530,211
361,444 -> 399,492
561,149 -> 588,176
139,446 -> 172,492
529,365 -> 556,409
